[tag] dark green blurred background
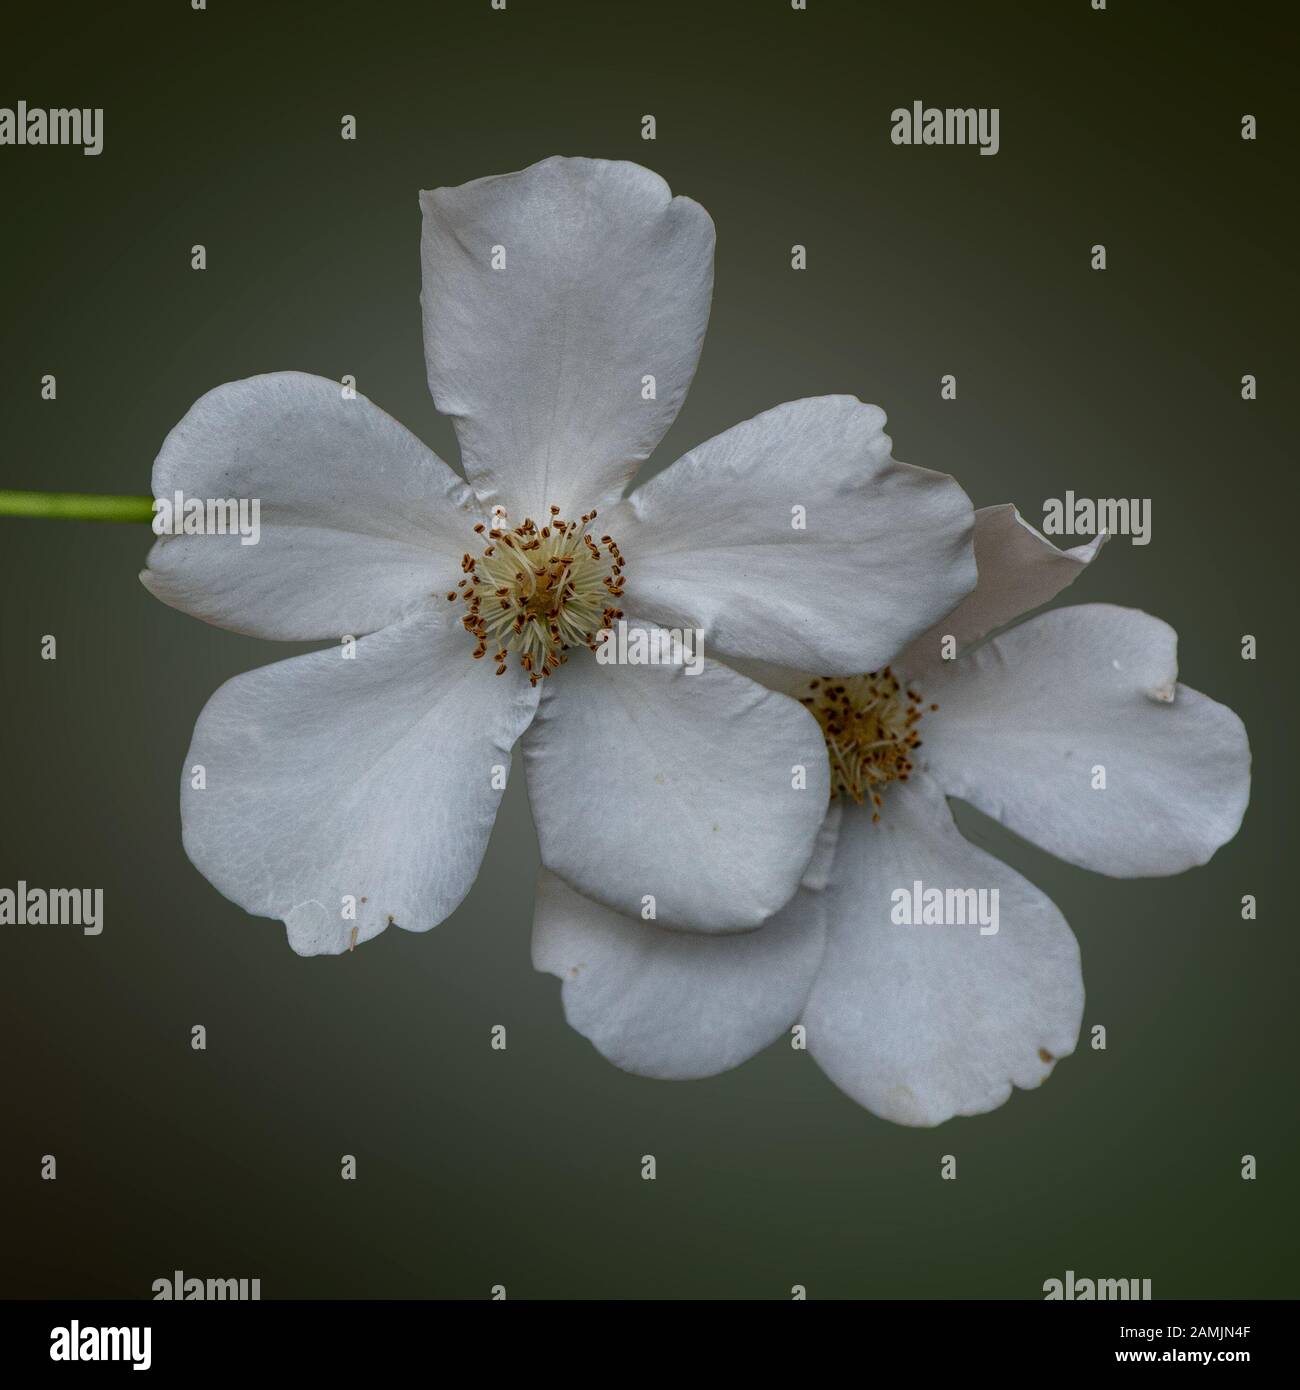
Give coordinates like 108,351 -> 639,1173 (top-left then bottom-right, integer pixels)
2,0 -> 1294,1299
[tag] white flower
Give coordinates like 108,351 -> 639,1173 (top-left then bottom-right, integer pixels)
534,504 -> 1252,1125
142,156 -> 976,955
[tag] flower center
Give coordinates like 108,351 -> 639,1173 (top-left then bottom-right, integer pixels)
800,669 -> 939,822
447,506 -> 625,684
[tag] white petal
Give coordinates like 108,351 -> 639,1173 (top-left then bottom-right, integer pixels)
720,656 -> 817,701
804,780 -> 1084,1127
800,798 -> 843,892
420,157 -> 714,519
898,503 -> 1106,679
533,869 -> 824,1080
921,604 -> 1251,876
181,605 -> 539,955
521,620 -> 830,932
612,397 -> 976,670
142,372 -> 479,640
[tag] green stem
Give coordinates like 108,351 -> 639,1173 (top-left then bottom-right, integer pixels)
0,490 -> 155,523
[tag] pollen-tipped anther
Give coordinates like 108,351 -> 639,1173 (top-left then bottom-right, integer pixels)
454,506 -> 625,679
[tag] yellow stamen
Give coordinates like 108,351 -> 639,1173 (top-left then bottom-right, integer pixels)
453,506 -> 625,678
802,668 -> 934,817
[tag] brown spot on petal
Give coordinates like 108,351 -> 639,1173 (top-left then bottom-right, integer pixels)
1038,1047 -> 1054,1063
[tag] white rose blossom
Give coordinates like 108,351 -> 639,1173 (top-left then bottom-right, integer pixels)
142,156 -> 977,955
534,504 -> 1252,1125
